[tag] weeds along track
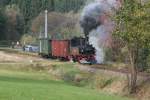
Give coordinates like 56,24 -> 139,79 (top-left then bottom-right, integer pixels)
78,64 -> 150,79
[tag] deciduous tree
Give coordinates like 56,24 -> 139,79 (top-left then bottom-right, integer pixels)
114,0 -> 150,93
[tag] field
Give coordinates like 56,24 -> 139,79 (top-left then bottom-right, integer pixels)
0,50 -> 134,100
0,69 -> 132,100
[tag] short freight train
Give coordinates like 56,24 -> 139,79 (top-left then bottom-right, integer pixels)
39,37 -> 96,64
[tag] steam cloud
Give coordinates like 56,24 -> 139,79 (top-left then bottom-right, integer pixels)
80,0 -> 122,63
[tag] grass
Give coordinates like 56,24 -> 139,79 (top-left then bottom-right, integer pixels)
0,50 -> 133,100
0,69 -> 132,100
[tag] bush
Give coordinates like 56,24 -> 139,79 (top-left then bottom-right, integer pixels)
49,63 -> 91,86
20,34 -> 37,45
90,73 -> 115,89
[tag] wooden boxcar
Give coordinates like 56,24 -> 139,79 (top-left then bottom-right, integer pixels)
51,40 -> 70,58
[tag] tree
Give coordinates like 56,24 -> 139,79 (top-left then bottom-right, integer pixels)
4,4 -> 25,41
0,9 -> 6,40
10,0 -> 86,33
54,0 -> 86,12
114,0 -> 150,93
31,12 -> 81,39
0,0 -> 11,7
20,34 -> 36,45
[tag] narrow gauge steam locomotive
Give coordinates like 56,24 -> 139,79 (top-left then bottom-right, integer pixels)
39,37 -> 96,63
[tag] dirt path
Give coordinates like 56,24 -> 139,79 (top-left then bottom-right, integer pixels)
0,51 -> 43,63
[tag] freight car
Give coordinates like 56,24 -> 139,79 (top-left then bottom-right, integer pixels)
39,37 -> 96,63
39,38 -> 51,57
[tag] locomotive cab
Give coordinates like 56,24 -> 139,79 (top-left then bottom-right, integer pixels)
70,37 -> 96,63
71,37 -> 95,55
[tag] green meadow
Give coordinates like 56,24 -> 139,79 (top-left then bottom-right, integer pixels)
0,67 -> 132,100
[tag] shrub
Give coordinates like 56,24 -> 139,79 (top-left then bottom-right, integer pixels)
91,73 -> 115,89
20,34 -> 37,45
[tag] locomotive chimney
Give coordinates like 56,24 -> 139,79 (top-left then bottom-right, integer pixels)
85,32 -> 89,45
82,29 -> 89,45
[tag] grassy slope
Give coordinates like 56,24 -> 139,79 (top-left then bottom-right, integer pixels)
0,70 -> 132,100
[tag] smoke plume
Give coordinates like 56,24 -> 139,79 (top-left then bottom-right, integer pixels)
80,0 -> 122,63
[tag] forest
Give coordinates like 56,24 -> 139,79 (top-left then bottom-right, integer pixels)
0,0 -> 86,41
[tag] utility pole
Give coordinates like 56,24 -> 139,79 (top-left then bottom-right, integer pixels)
45,10 -> 48,38
39,28 -> 42,53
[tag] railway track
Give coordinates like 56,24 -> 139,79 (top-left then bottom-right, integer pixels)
79,64 -> 150,78
1,47 -> 149,79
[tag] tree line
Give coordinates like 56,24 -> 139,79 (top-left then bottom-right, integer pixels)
0,0 -> 86,41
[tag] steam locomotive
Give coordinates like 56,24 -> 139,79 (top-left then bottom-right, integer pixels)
39,37 -> 96,64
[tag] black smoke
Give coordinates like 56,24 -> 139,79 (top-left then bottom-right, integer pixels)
80,3 -> 103,38
80,16 -> 101,38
